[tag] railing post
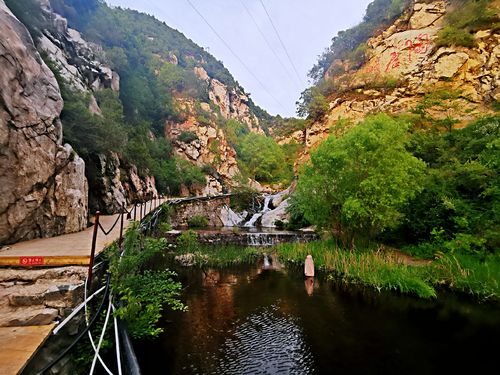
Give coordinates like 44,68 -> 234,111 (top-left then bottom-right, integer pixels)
119,203 -> 125,249
139,201 -> 143,220
133,203 -> 137,221
88,211 -> 100,290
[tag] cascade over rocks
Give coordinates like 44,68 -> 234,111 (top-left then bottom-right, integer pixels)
0,0 -> 88,245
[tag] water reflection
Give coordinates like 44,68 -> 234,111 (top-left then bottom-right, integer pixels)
305,277 -> 314,296
215,305 -> 314,374
136,264 -> 500,375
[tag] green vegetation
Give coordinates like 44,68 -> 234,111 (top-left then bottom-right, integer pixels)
238,133 -> 290,184
387,115 -> 500,255
276,241 -> 436,298
187,215 -> 209,228
292,114 -> 426,246
275,241 -> 500,299
109,224 -> 186,338
177,131 -> 199,144
287,113 -> 499,299
435,0 -> 499,47
174,242 -> 263,268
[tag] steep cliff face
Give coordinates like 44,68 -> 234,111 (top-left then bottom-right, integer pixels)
0,0 -> 87,245
283,0 -> 499,166
166,100 -> 240,195
29,0 -> 159,213
169,69 -> 265,195
194,66 -> 263,134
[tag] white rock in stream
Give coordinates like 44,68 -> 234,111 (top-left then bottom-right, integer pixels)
261,199 -> 289,228
219,205 -> 245,226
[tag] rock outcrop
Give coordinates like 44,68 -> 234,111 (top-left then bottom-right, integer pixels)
280,0 -> 500,166
37,0 -> 119,96
0,0 -> 88,245
194,66 -> 263,133
88,152 -> 158,214
167,110 -> 240,195
31,0 -> 160,214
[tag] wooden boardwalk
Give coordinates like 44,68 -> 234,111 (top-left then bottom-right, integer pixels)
0,199 -> 165,267
0,325 -> 55,375
0,199 -> 165,374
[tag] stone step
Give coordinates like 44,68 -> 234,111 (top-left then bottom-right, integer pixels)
6,280 -> 84,309
0,307 -> 59,327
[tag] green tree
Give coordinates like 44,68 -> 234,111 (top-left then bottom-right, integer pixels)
292,114 -> 426,246
238,133 -> 287,183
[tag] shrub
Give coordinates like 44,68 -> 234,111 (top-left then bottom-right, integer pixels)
177,131 -> 198,143
435,26 -> 474,48
293,114 -> 426,246
187,215 -> 209,228
177,230 -> 198,252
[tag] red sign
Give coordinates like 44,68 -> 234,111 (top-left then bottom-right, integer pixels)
19,256 -> 45,266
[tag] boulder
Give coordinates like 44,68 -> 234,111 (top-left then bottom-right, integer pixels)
435,52 -> 469,78
261,199 -> 290,228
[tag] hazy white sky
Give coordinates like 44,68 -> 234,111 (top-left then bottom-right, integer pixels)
106,0 -> 372,117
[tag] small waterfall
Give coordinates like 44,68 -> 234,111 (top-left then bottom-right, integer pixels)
263,254 -> 271,268
244,213 -> 263,227
243,194 -> 275,227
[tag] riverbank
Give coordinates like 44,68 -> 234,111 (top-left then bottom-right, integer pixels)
169,238 -> 499,300
275,241 -> 500,300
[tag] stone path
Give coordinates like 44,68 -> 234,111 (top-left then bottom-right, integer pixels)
0,199 -> 165,374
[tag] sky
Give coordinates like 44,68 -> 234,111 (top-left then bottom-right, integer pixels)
106,0 -> 372,117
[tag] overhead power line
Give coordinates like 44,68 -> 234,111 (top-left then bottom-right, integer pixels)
185,0 -> 287,112
238,0 -> 302,90
258,0 -> 305,86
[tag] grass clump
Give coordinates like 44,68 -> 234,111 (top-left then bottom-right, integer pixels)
275,240 -> 500,300
275,241 -> 436,298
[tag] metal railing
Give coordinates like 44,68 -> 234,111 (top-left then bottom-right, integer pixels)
36,196 -> 165,375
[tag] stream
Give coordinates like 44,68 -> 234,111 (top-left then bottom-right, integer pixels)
135,262 -> 500,374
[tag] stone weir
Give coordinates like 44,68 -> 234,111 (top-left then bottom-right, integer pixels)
164,228 -> 319,247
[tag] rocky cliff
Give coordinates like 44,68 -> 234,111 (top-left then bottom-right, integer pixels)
168,69 -> 266,195
0,0 -> 87,245
31,0 -> 159,213
281,0 -> 499,166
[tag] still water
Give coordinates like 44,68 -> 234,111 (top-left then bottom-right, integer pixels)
136,262 -> 500,374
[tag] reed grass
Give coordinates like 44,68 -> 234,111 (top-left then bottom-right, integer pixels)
275,241 -> 500,300
173,244 -> 264,267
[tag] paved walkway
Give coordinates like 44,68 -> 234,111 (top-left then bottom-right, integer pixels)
0,325 -> 55,375
0,199 -> 164,374
0,199 -> 166,267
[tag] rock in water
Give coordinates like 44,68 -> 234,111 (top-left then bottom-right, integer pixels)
0,0 -> 88,244
304,255 -> 315,277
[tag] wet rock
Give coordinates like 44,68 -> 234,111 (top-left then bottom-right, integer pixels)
261,199 -> 290,228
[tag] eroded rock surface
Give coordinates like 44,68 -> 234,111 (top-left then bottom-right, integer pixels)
0,0 -> 88,245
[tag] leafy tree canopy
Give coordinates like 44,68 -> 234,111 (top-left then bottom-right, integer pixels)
292,114 -> 426,246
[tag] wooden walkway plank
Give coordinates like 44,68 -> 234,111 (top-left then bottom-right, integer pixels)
0,199 -> 166,267
0,325 -> 55,375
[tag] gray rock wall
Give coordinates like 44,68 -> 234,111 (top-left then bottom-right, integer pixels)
0,0 -> 88,245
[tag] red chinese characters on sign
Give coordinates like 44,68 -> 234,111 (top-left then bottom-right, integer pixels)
19,256 -> 44,266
